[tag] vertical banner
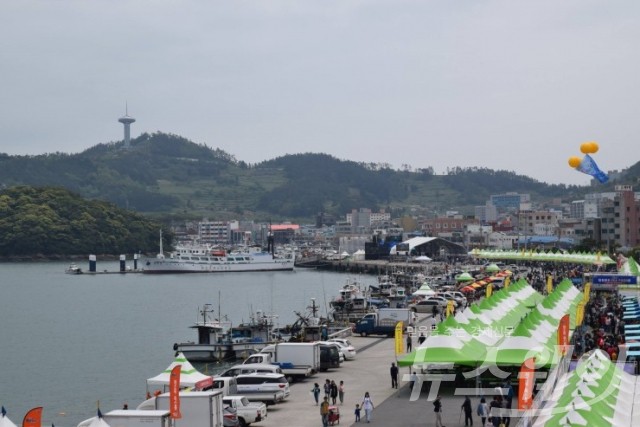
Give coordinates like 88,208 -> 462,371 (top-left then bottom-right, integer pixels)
504,277 -> 511,289
557,314 -> 570,356
486,283 -> 493,298
22,407 -> 42,427
170,365 -> 182,419
446,300 -> 454,317
546,276 -> 553,294
576,303 -> 585,326
394,321 -> 404,355
518,358 -> 535,410
583,282 -> 591,303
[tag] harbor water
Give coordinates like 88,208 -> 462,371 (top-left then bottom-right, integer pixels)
0,261 -> 377,426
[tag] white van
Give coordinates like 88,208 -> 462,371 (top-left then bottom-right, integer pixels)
219,363 -> 283,377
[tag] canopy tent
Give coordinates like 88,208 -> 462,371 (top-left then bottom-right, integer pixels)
399,279 -> 583,369
619,257 -> 640,276
485,263 -> 501,273
0,408 -> 18,427
146,352 -> 211,388
412,283 -> 436,297
413,255 -> 432,262
469,249 -> 616,265
532,350 -> 640,427
456,272 -> 474,282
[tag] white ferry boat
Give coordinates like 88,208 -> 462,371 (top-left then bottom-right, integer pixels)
143,231 -> 295,273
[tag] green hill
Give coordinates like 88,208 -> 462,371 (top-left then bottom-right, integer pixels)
0,132 -> 636,222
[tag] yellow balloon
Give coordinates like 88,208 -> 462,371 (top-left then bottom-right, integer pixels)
568,156 -> 582,168
580,141 -> 599,154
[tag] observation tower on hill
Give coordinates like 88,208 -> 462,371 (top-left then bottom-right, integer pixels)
118,105 -> 136,149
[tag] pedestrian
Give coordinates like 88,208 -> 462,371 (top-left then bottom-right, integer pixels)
390,362 -> 399,389
503,381 -> 514,427
361,391 -> 374,423
461,395 -> 473,426
418,332 -> 426,345
338,380 -> 345,405
489,396 -> 502,427
324,379 -> 331,399
433,395 -> 444,427
320,397 -> 330,427
330,379 -> 338,405
354,404 -> 361,422
406,333 -> 412,352
122,403 -> 128,410
410,371 -> 417,391
477,397 -> 488,426
311,382 -> 321,405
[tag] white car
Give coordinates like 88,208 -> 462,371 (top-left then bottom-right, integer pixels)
235,373 -> 290,398
328,339 -> 357,360
440,291 -> 467,306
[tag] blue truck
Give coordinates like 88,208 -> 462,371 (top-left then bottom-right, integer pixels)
354,308 -> 415,337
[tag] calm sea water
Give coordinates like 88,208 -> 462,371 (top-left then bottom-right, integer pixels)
0,261 -> 376,426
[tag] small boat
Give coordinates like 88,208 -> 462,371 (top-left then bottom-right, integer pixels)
65,263 -> 83,274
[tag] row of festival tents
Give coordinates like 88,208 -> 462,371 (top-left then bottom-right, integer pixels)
469,249 -> 616,265
532,350 -> 640,426
399,279 -> 584,369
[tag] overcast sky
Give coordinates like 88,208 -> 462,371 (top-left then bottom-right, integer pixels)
1,1 -> 638,185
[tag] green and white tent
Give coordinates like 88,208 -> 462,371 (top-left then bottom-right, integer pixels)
399,279 -> 581,369
532,350 -> 640,426
469,249 -> 616,265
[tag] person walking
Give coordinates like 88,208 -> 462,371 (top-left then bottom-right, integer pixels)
461,395 -> 473,426
433,395 -> 445,427
418,332 -> 426,345
361,391 -> 374,423
324,379 -> 331,399
390,362 -> 399,389
330,380 -> 338,405
406,333 -> 412,352
477,397 -> 489,426
338,380 -> 345,405
311,382 -> 321,406
320,397 -> 330,427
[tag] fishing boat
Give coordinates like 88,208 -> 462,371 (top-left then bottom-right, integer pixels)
144,230 -> 295,274
65,263 -> 83,274
173,305 -> 277,363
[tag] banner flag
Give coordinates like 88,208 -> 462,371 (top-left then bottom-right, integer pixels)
486,283 -> 493,298
22,407 -> 42,427
546,276 -> 553,294
504,277 -> 511,289
170,365 -> 182,419
583,282 -> 591,303
557,314 -> 570,356
394,321 -> 404,355
518,358 -> 535,410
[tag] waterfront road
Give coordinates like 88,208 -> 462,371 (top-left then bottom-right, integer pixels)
262,314 -> 480,427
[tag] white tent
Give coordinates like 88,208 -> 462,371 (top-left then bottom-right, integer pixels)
0,415 -> 18,427
351,249 -> 366,261
414,255 -> 432,262
146,352 -> 211,388
412,284 -> 436,297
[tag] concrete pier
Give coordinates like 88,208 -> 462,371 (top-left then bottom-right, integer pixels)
258,314 -> 475,427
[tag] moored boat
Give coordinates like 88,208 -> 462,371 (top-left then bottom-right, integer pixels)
144,230 -> 295,274
65,263 -> 83,274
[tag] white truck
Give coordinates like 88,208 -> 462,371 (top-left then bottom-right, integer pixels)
136,390 -> 224,427
222,395 -> 268,427
77,410 -> 171,427
243,342 -> 320,382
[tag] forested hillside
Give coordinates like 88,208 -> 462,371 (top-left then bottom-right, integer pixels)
0,132 -> 636,222
0,186 -> 168,256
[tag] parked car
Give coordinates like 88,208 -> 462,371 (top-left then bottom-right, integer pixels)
328,339 -> 356,360
219,363 -> 283,378
235,373 -> 291,399
329,340 -> 356,360
318,341 -> 345,363
440,291 -> 467,306
408,299 -> 442,313
223,405 -> 240,427
424,295 -> 456,307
